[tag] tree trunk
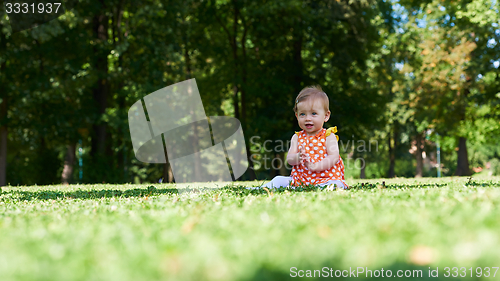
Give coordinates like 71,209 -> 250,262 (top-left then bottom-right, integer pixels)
181,37 -> 203,182
163,161 -> 174,183
278,152 -> 287,176
183,29 -> 192,79
245,145 -> 256,180
214,0 -> 256,180
90,10 -> 109,158
270,153 -> 279,178
162,132 -> 173,183
455,79 -> 471,176
455,137 -> 471,176
113,4 -> 127,183
239,12 -> 256,181
191,120 -> 202,182
0,97 -> 7,187
231,0 -> 240,121
240,35 -> 247,132
387,128 -> 395,178
0,30 -> 6,187
360,162 -> 366,179
415,132 -> 423,178
89,8 -> 111,183
61,144 -> 76,184
291,29 -> 304,127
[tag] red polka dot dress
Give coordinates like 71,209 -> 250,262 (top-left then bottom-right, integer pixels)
290,127 -> 347,187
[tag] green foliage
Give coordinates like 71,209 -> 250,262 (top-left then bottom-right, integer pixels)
2,0 -> 500,184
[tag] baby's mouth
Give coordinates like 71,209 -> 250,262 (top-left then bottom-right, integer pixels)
305,124 -> 313,129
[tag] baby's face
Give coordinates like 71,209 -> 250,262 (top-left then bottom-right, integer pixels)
295,98 -> 330,136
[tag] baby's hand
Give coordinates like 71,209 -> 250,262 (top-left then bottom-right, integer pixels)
300,149 -> 317,171
298,148 -> 310,164
305,161 -> 318,172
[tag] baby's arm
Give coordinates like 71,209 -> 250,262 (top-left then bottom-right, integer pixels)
286,134 -> 304,166
305,134 -> 340,172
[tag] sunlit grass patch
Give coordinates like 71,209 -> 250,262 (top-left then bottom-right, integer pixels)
1,177 -> 500,280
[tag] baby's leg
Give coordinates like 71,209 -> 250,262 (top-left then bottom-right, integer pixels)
261,176 -> 292,189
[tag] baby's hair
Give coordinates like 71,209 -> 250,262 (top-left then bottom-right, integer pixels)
293,85 -> 329,113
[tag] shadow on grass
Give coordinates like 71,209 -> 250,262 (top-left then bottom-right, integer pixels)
3,180 -> 499,202
2,185 -> 285,201
2,185 -> 276,201
2,186 -> 179,201
244,262 -> 464,280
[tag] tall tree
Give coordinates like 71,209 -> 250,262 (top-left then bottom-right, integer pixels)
0,18 -> 7,186
397,0 -> 500,176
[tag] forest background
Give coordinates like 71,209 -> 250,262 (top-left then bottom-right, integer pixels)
0,0 -> 499,186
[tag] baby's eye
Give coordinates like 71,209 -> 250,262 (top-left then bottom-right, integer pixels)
312,112 -> 317,115
299,113 -> 305,116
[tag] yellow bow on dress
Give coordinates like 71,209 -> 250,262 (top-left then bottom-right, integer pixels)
325,126 -> 339,141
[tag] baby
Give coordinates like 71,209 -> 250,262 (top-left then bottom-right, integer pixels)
261,85 -> 347,189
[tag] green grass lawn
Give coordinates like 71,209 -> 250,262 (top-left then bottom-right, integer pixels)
1,177 -> 500,280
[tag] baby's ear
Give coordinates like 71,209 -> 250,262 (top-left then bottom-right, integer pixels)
324,110 -> 331,121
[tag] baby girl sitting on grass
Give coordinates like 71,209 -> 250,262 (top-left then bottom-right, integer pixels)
261,85 -> 348,190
